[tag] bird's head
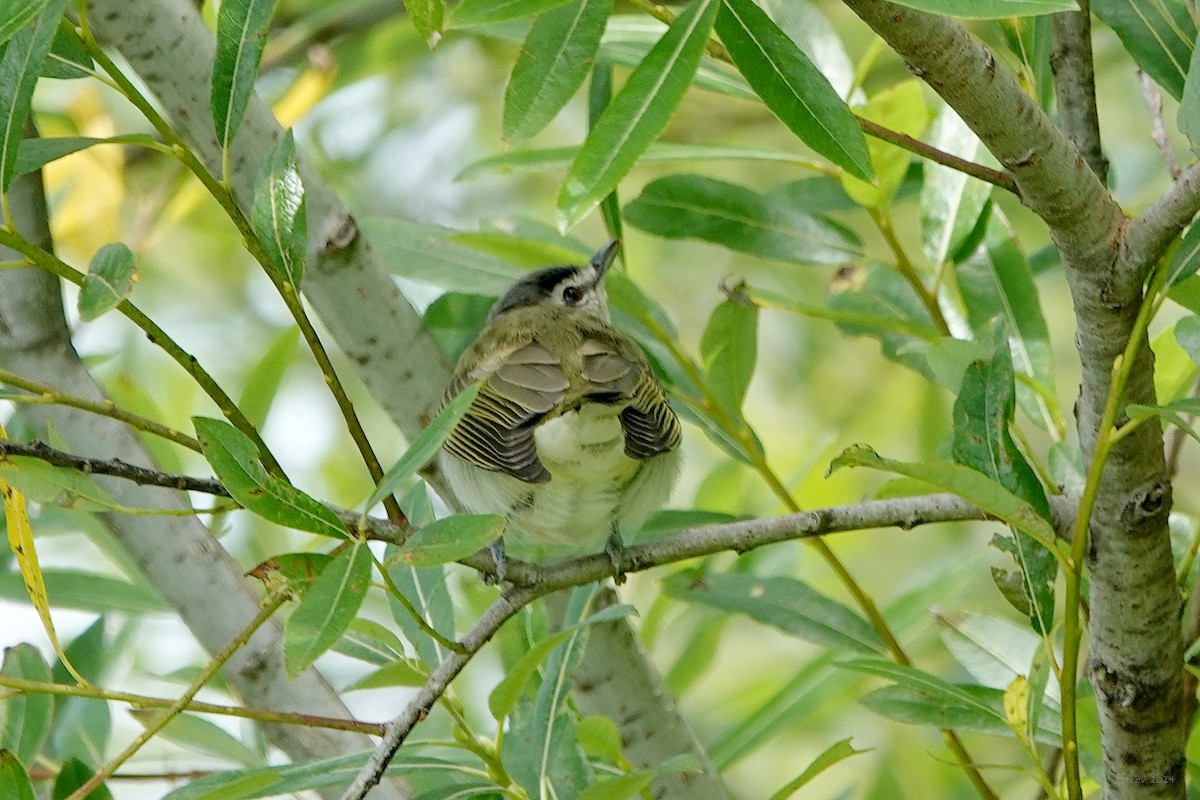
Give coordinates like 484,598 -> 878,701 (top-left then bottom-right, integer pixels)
488,239 -> 620,323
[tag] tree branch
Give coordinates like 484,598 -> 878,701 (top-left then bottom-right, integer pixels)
1051,2 -> 1108,182
1124,160 -> 1200,275
0,439 -> 228,496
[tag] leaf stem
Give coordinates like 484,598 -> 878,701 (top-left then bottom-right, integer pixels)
76,13 -> 402,524
374,553 -> 466,653
0,673 -> 383,734
0,367 -> 200,450
0,226 -> 285,476
868,207 -> 952,336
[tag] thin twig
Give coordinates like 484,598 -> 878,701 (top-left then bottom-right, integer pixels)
340,588 -> 536,800
0,368 -> 200,450
0,674 -> 383,735
1138,70 -> 1181,180
0,439 -> 227,495
857,118 -> 1019,194
66,592 -> 289,800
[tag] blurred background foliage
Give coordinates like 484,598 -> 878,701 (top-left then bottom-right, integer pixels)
3,0 -> 1195,797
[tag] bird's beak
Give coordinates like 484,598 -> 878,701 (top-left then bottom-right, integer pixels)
588,239 -> 621,284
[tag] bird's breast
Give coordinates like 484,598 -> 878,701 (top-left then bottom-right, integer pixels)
533,402 -> 633,479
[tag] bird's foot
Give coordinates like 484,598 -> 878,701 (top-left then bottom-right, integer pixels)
604,530 -> 627,585
485,538 -> 508,585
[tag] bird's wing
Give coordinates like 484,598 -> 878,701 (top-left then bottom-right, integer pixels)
442,341 -> 568,483
579,337 -> 681,460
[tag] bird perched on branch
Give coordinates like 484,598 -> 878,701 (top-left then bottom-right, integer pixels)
439,239 -> 681,578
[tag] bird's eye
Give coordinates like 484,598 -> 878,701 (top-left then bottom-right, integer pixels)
562,286 -> 584,305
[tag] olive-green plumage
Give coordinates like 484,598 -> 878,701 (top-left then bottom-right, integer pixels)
438,240 -> 681,561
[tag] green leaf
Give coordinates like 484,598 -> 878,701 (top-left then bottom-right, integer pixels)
715,0 -> 871,179
13,134 -> 159,178
335,617 -> 410,666
212,0 -> 278,149
841,657 -> 1001,716
886,0 -> 1077,17
390,513 -> 505,566
131,711 -> 265,768
252,130 -> 306,286
48,620 -> 112,766
1093,0 -> 1193,100
459,142 -> 827,179
828,444 -> 1059,552
488,602 -> 634,721
1168,220 -> 1200,285
666,573 -> 887,653
0,0 -> 67,192
0,751 -> 35,800
77,242 -> 136,322
826,264 -> 941,376
238,327 -> 299,428
665,615 -> 727,695
453,0 -> 573,26
919,105 -> 989,265
1128,399 -> 1200,444
43,20 -> 93,80
601,21 -> 755,101
0,569 -> 165,613
577,772 -> 656,800
363,381 -> 483,511
624,174 -> 862,265
1,645 -> 54,765
700,298 -> 758,415
1181,33 -> 1200,153
407,0 -> 445,47
502,0 -> 612,143
0,0 -> 50,50
938,611 -> 1052,701
344,658 -> 427,690
359,217 -> 524,294
424,292 -> 493,361
0,455 -> 117,511
557,0 -> 720,229
951,330 -> 1056,634
840,80 -> 929,208
194,417 -> 346,538
53,757 -> 113,800
284,541 -> 373,678
956,212 -> 1058,432
766,739 -> 867,800
501,588 -> 595,797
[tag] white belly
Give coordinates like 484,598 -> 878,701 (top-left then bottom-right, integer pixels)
440,403 -> 679,559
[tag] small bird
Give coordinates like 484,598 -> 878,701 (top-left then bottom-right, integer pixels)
438,239 -> 681,576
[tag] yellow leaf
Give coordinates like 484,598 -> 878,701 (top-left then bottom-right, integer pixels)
1003,674 -> 1030,732
0,425 -> 88,685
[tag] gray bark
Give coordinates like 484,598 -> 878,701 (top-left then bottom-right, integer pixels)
840,2 -> 1187,796
0,167 -> 409,800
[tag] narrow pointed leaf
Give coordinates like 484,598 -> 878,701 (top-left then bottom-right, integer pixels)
194,417 -> 346,538
78,243 -> 137,321
390,513 -> 505,565
951,331 -> 1055,634
1,645 -> 54,765
828,444 -> 1058,551
212,0 -> 278,148
1093,0 -> 1193,100
453,0 -> 572,26
765,739 -> 867,800
52,757 -> 113,800
558,0 -> 719,229
715,0 -> 871,179
0,0 -> 50,49
359,217 -> 523,294
503,0 -> 612,143
489,603 -> 633,721
919,106 -> 989,265
284,541 -> 373,677
0,0 -> 67,192
0,751 -> 35,800
666,573 -> 887,653
956,213 -> 1057,432
13,134 -> 160,177
252,130 -> 306,286
700,298 -> 758,415
624,173 -> 861,265
42,20 -> 93,80
363,381 -> 482,511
